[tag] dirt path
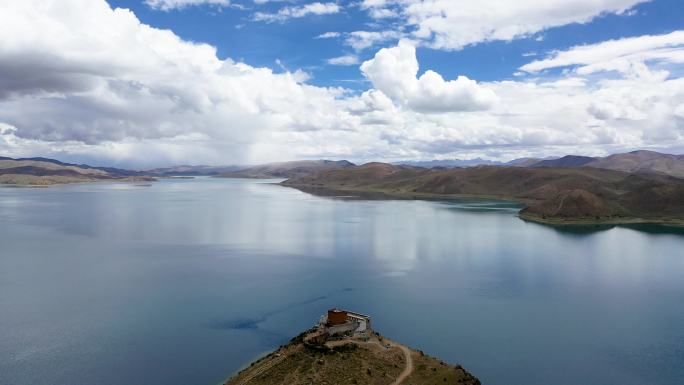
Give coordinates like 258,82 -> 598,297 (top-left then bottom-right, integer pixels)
390,343 -> 413,385
326,338 -> 413,385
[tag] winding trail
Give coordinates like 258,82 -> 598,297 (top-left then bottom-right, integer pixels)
233,354 -> 285,385
390,343 -> 413,385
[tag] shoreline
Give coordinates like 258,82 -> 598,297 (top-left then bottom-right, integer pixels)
517,212 -> 684,227
281,182 -> 684,228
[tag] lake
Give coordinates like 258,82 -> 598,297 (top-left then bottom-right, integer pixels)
1,177 -> 683,385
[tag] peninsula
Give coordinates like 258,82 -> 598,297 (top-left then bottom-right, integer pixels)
281,162 -> 684,226
225,309 -> 480,385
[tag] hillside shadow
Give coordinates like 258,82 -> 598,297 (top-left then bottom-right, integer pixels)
520,218 -> 684,237
519,219 -> 617,236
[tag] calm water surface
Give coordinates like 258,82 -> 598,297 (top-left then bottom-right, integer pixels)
1,178 -> 683,385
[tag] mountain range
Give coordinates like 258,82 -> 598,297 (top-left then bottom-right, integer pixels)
396,150 -> 684,179
2,150 -> 683,193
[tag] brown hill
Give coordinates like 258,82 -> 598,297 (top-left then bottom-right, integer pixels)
216,160 -> 356,179
521,189 -> 620,219
505,157 -> 545,167
586,150 -> 684,178
530,155 -> 597,168
282,163 -> 684,225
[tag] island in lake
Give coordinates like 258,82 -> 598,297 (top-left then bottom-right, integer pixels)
225,309 -> 480,385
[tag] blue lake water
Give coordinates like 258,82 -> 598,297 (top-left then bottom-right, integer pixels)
1,177 -> 683,385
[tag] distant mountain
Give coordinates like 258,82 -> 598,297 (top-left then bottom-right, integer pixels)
396,157 -> 576,168
586,150 -> 684,179
505,157 -> 548,167
515,151 -> 684,179
531,155 -> 597,168
216,160 -> 356,179
146,165 -> 244,176
282,162 -> 684,225
0,157 -> 153,185
396,158 -> 503,168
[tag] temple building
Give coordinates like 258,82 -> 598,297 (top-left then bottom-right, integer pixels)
320,308 -> 372,337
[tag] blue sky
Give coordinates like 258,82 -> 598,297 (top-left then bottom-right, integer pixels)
107,0 -> 683,87
1,0 -> 683,167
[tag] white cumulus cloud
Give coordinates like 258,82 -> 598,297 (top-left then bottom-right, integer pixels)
0,0 -> 354,166
360,41 -> 498,112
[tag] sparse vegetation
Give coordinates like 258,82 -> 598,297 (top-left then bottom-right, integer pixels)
224,330 -> 480,385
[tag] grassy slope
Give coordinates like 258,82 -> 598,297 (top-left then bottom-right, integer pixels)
408,351 -> 479,385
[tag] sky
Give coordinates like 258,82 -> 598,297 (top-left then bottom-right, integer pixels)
0,0 -> 683,168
